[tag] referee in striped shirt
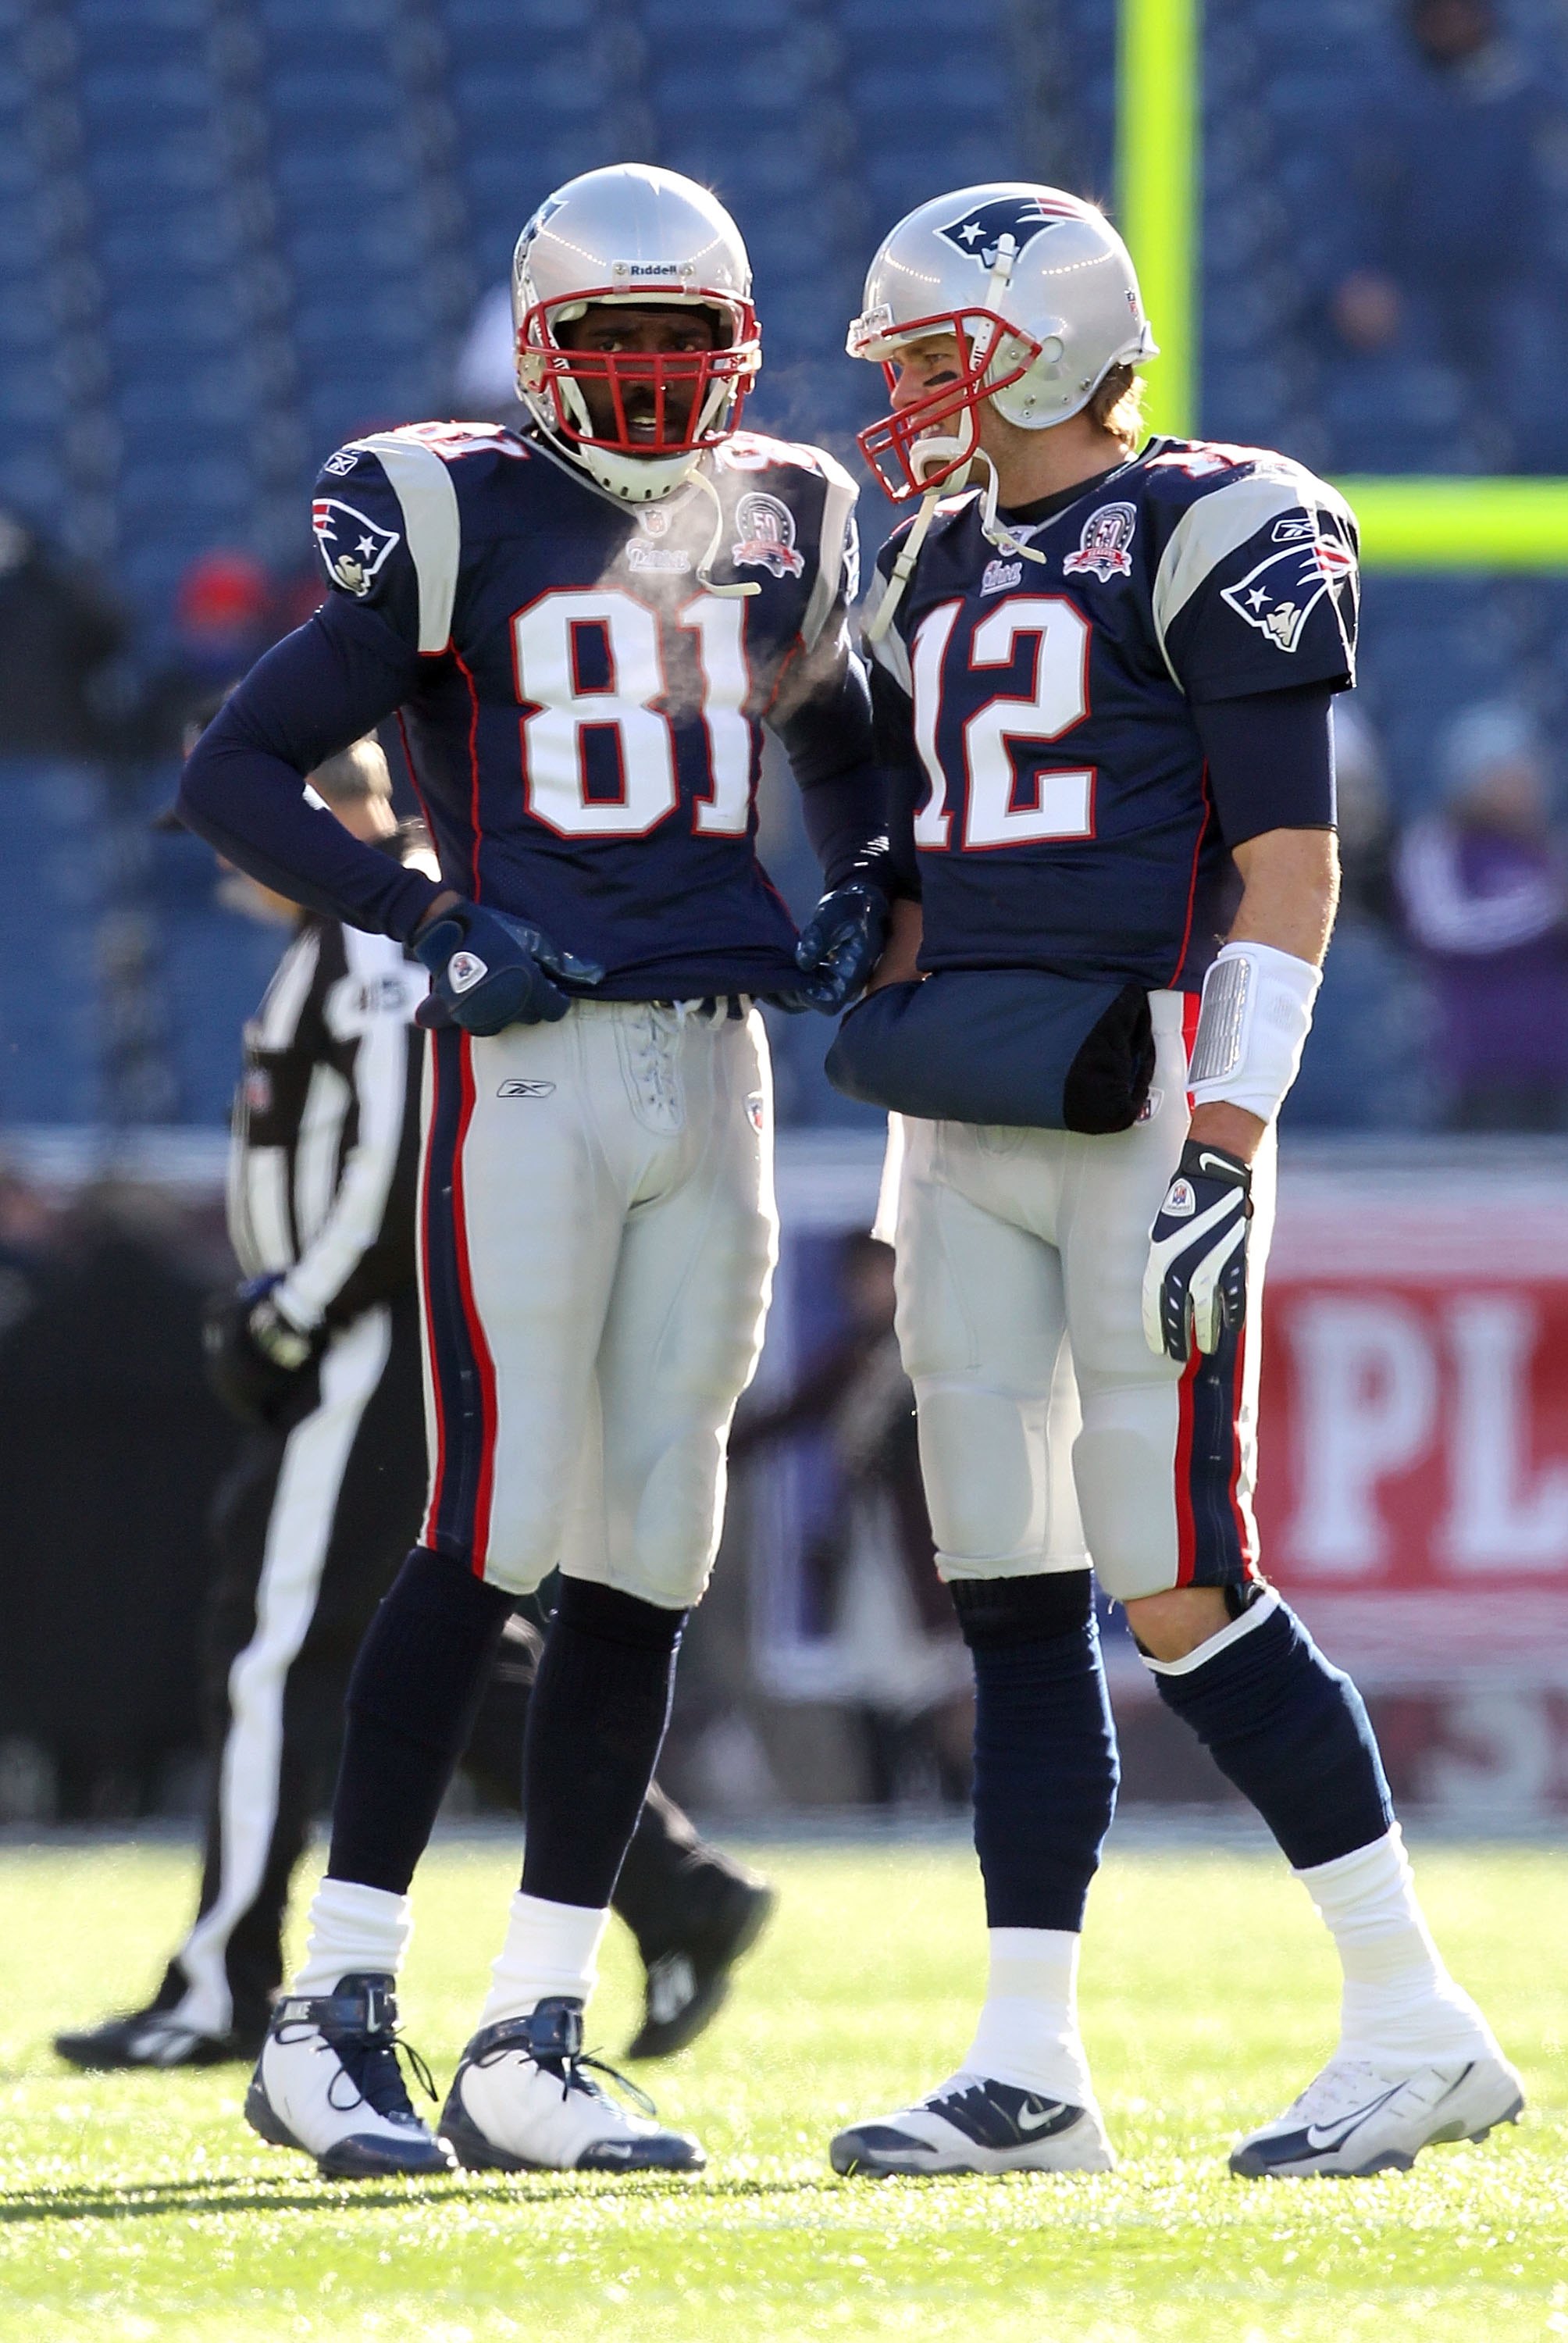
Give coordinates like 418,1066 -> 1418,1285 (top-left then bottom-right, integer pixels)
56,736 -> 772,2071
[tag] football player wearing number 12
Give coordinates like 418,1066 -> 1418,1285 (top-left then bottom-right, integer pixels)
827,186 -> 1521,2181
178,164 -> 893,2178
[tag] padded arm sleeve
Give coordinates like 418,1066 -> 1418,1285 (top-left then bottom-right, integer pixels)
1192,682 -> 1337,849
176,596 -> 442,941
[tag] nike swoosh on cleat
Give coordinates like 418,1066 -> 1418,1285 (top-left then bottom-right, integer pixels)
1302,2084 -> 1406,2153
1014,2100 -> 1065,2134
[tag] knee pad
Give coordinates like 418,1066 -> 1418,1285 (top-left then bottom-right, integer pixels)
346,1546 -> 513,1755
950,1568 -> 1093,1649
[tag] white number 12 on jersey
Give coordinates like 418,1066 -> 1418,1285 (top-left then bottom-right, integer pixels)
511,588 -> 753,840
911,594 -> 1094,851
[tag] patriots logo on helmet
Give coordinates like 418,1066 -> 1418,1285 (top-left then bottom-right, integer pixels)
1221,532 -> 1355,654
311,500 -> 400,597
936,194 -> 1074,272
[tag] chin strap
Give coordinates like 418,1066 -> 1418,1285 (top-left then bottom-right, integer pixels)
974,453 -> 1051,569
692,468 -> 760,598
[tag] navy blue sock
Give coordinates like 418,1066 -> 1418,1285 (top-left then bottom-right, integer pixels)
328,1546 -> 512,1893
1149,1594 -> 1393,1870
520,1577 -> 687,1910
950,1572 -> 1119,1933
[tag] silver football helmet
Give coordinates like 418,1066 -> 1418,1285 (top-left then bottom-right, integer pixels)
513,164 -> 761,504
846,184 -> 1156,499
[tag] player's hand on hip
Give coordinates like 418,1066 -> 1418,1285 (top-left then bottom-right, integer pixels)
784,881 -> 892,1015
1142,1139 -> 1253,1363
412,901 -> 604,1035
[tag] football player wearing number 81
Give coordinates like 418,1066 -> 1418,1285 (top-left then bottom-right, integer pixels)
178,164 -> 893,2180
825,184 -> 1521,2182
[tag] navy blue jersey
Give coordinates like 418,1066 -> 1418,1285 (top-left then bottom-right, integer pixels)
869,436 -> 1359,991
180,422 -> 881,1000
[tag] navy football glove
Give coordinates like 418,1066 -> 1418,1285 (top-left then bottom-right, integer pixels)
786,881 -> 892,1015
413,901 -> 604,1035
203,1275 -> 320,1426
1142,1139 -> 1253,1363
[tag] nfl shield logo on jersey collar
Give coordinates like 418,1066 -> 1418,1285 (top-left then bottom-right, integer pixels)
1063,501 -> 1138,582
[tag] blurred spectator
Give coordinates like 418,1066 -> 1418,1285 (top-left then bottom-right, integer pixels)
1396,701 -> 1568,1130
1329,0 -> 1568,471
0,1180 -> 231,1816
0,505 -> 127,759
732,1232 -> 969,1807
138,551 -> 278,758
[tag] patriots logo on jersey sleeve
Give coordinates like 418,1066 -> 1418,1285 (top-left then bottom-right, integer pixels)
1221,533 -> 1355,654
312,499 -> 400,597
936,194 -> 1076,272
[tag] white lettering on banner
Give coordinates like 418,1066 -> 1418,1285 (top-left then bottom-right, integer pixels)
1441,1295 -> 1568,1571
1283,1296 -> 1438,1574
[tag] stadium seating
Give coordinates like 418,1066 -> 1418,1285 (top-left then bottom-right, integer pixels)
2,0 -> 1563,1127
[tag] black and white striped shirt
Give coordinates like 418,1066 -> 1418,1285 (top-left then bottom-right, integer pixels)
226,843 -> 429,1334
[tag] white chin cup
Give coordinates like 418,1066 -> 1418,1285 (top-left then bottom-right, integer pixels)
1187,940 -> 1321,1125
519,388 -> 703,503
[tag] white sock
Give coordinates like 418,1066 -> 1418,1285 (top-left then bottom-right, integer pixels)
960,1928 -> 1096,2107
1297,1826 -> 1498,2066
479,1892 -> 611,2028
290,1878 -> 412,1995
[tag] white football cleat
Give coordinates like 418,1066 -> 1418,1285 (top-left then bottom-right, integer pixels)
830,2070 -> 1115,2177
1230,2049 -> 1525,2179
244,1974 -> 454,2180
438,1998 -> 705,2174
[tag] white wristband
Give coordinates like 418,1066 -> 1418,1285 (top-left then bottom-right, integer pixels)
1187,940 -> 1320,1125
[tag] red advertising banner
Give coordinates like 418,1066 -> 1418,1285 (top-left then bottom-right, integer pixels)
1257,1161 -> 1568,1686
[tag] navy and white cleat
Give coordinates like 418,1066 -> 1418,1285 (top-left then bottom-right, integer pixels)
830,2071 -> 1114,2177
1230,2050 -> 1525,2179
439,1997 -> 705,2174
244,1973 -> 454,2180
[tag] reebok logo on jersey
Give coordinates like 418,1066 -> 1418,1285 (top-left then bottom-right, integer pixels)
981,558 -> 1023,595
1064,501 -> 1138,580
731,492 -> 803,578
321,449 -> 360,477
1164,1178 -> 1196,1218
497,1079 -> 556,1099
447,950 -> 487,993
312,499 -> 400,597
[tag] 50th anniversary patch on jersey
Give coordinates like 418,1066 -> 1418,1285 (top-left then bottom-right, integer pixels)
731,491 -> 804,578
312,498 -> 401,597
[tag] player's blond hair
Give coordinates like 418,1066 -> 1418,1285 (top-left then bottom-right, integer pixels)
1091,364 -> 1146,451
308,736 -> 392,804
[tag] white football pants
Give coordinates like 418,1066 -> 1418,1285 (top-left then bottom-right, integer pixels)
416,1000 -> 777,1607
889,990 -> 1276,1602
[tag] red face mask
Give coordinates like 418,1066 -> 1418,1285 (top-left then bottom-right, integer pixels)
855,308 -> 1041,501
519,291 -> 760,458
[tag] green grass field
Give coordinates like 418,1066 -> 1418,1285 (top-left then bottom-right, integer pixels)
1,1837 -> 1563,2342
